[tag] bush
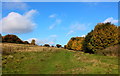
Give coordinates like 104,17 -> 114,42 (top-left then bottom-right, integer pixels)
2,34 -> 24,44
83,30 -> 94,53
95,45 -> 119,56
83,22 -> 118,53
64,45 -> 67,49
23,41 -> 29,44
44,44 -> 50,47
51,45 -> 54,47
66,37 -> 84,51
31,39 -> 36,45
56,44 -> 62,48
118,26 -> 120,44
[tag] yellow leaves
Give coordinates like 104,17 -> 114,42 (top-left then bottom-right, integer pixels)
66,37 -> 84,51
86,22 -> 118,52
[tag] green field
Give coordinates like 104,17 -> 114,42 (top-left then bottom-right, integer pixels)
2,43 -> 118,74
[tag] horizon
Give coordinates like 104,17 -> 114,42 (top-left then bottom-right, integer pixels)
1,2 -> 118,46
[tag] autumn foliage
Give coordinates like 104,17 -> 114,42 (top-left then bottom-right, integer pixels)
66,37 -> 84,51
66,22 -> 119,56
2,34 -> 24,44
2,34 -> 30,44
83,22 -> 118,53
118,26 -> 120,44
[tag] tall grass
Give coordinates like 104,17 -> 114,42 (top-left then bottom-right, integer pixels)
2,43 -> 61,55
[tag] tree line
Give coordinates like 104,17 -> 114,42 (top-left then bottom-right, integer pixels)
0,34 -> 62,48
65,22 -> 119,56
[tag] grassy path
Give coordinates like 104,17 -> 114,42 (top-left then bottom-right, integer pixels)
2,43 -> 118,74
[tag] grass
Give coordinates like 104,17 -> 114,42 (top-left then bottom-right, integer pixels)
2,43 -> 119,74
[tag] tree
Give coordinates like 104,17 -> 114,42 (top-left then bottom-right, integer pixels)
51,45 -> 54,47
64,45 -> 67,49
44,44 -> 50,47
84,22 -> 118,53
83,30 -> 94,53
66,37 -> 84,51
2,34 -> 24,44
56,44 -> 62,48
66,37 -> 76,50
23,41 -> 29,44
118,26 -> 120,44
31,39 -> 36,45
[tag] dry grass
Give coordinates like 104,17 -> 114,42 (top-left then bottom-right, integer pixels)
95,44 -> 120,57
1,43 -> 62,55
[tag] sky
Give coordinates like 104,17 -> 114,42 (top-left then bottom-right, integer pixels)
1,2 -> 118,46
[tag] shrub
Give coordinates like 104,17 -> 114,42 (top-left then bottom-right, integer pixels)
51,45 -> 54,47
56,44 -> 62,48
44,44 -> 50,47
2,34 -> 24,44
66,37 -> 84,51
31,39 -> 36,45
118,26 -> 120,44
64,45 -> 67,49
83,30 -> 94,53
95,44 -> 119,56
83,22 -> 118,53
23,41 -> 29,44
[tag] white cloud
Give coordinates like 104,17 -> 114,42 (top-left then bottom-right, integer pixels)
0,9 -> 37,33
49,19 -> 62,29
27,38 -> 39,44
81,35 -> 86,37
3,2 -> 28,10
26,38 -> 48,45
27,35 -> 57,45
24,9 -> 37,18
103,17 -> 118,24
66,30 -> 74,37
49,14 -> 56,18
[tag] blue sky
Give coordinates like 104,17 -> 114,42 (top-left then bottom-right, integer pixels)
1,2 -> 118,46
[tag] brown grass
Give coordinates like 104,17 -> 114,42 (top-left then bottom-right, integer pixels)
1,43 -> 62,55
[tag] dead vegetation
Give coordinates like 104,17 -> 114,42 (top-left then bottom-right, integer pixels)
2,43 -> 62,55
